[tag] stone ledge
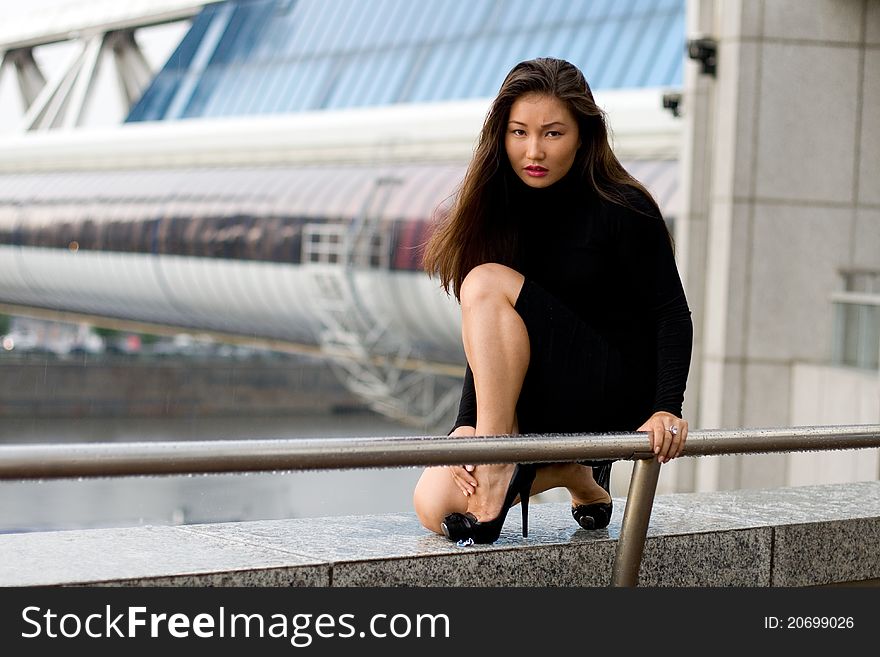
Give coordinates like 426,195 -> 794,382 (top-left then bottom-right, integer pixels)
1,482 -> 878,587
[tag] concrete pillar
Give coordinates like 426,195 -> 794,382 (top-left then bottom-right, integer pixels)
690,0 -> 879,490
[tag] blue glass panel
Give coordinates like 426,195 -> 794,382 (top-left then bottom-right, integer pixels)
240,65 -> 268,117
508,27 -> 561,66
320,1 -> 371,51
601,13 -> 651,88
495,0 -> 551,32
563,0 -> 607,23
264,61 -> 302,113
632,12 -> 675,86
398,0 -> 448,44
442,0 -> 487,39
641,9 -> 685,86
197,66 -> 232,117
250,0 -> 298,60
126,3 -> 220,121
381,0 -> 423,49
209,1 -> 276,66
344,56 -> 381,109
468,34 -> 515,99
263,61 -> 299,113
576,13 -> 625,89
254,64 -> 285,115
446,34 -> 495,100
361,50 -> 413,106
127,71 -> 183,122
181,67 -> 220,118
605,0 -> 638,20
405,43 -> 459,103
355,0 -> 396,49
163,4 -> 218,72
493,32 -> 538,80
286,58 -> 334,111
539,0 -> 578,26
283,0 -> 339,57
238,3 -> 276,63
664,43 -> 684,87
541,24 -> 581,65
194,66 -> 227,118
343,0 -> 388,50
216,65 -> 256,116
429,40 -> 475,102
132,0 -> 688,120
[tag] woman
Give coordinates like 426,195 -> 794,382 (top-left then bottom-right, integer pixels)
413,58 -> 693,544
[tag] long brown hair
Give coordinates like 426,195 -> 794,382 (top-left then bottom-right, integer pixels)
422,57 -> 662,300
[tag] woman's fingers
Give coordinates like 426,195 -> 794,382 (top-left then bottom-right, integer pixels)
639,413 -> 689,464
656,418 -> 688,463
449,465 -> 478,496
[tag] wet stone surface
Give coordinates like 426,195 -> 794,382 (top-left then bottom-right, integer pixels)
0,482 -> 877,586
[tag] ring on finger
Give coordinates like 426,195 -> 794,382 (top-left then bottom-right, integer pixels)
666,425 -> 679,435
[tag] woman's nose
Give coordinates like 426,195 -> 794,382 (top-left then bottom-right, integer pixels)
525,138 -> 544,160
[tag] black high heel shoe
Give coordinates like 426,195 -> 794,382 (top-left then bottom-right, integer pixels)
441,463 -> 537,544
571,461 -> 613,530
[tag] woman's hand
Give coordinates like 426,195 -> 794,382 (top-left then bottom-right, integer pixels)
448,425 -> 478,496
637,412 -> 688,464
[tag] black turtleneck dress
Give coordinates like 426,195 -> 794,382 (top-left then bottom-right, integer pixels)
451,172 -> 693,446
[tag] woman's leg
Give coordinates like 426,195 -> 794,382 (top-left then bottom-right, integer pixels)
414,461 -> 611,535
413,264 -> 609,533
458,263 -> 530,522
531,463 -> 611,506
413,263 -> 529,533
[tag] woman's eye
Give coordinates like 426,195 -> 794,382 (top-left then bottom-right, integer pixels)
511,129 -> 525,136
546,131 -> 561,137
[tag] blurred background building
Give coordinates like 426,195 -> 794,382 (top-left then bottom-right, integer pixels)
0,0 -> 877,530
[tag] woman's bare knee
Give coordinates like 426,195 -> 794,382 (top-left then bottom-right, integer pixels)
412,467 -> 465,534
460,263 -> 524,309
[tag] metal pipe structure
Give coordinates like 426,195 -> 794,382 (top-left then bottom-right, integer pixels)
1,424 -> 878,587
611,458 -> 662,587
2,425 -> 877,480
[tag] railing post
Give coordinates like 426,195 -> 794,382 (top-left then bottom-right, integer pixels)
611,456 -> 661,587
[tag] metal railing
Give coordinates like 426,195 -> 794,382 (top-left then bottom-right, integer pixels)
1,424 -> 879,586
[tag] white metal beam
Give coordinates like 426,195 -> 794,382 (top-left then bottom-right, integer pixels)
0,0 -> 209,50
110,31 -> 153,108
1,89 -> 682,170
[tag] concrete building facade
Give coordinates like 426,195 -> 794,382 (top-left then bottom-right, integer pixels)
673,0 -> 879,493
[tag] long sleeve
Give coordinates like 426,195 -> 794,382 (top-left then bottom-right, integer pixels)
450,362 -> 477,433
613,199 -> 693,418
652,286 -> 693,417
637,211 -> 693,416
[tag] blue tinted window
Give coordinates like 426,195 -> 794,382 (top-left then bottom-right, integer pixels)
360,50 -> 413,106
283,0 -> 338,57
641,10 -> 685,86
468,34 -> 517,98
495,0 -> 534,31
429,41 -> 475,102
406,43 -> 455,103
286,58 -> 334,111
127,0 -> 686,122
602,13 -> 650,88
577,14 -> 623,89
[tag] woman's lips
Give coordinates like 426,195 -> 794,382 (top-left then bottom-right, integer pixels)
524,166 -> 548,177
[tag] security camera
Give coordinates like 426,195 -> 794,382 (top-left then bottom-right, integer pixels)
662,92 -> 682,118
687,37 -> 717,77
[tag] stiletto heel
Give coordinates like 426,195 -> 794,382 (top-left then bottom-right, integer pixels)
441,464 -> 537,544
571,462 -> 613,530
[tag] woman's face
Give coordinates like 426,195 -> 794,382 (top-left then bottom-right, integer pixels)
504,92 -> 581,189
